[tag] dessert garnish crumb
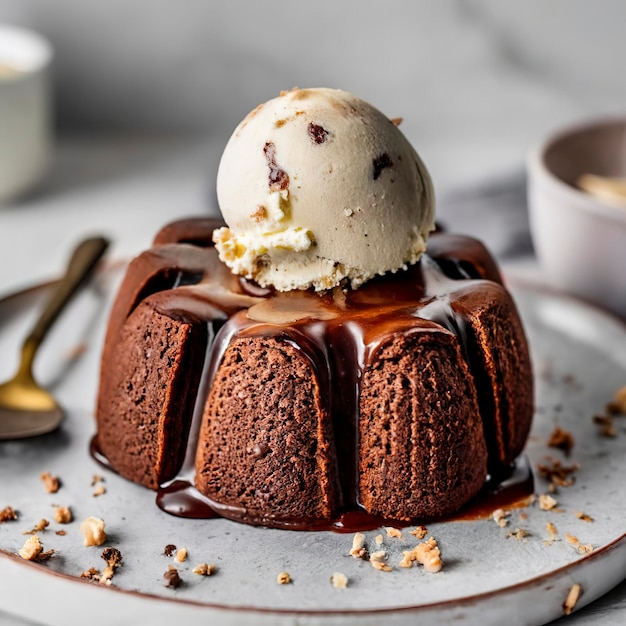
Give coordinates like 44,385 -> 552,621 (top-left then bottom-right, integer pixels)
349,532 -> 367,559
546,522 -> 559,541
399,537 -> 442,572
91,475 -> 105,486
492,508 -> 510,528
98,547 -> 123,585
613,385 -> 626,414
22,519 -> 49,535
0,506 -> 17,523
163,544 -> 177,556
17,535 -> 54,562
80,516 -> 106,546
574,511 -> 593,523
276,571 -> 291,584
370,550 -> 392,571
536,458 -> 578,488
56,530 -> 66,536
565,533 -> 593,554
53,505 -> 73,524
40,472 -> 60,494
192,563 -> 216,576
410,526 -> 428,539
384,526 -> 402,539
563,583 -> 582,615
506,528 -> 530,541
539,494 -> 558,511
175,547 -> 188,563
330,572 -> 348,589
164,565 -> 182,589
547,425 -> 575,455
80,567 -> 100,581
593,414 -> 617,437
375,534 -> 383,546
92,484 -> 107,497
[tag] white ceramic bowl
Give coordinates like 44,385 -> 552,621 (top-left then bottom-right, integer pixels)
0,24 -> 52,204
527,117 -> 626,318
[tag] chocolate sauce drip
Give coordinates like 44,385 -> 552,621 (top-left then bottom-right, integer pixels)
95,230 -> 533,531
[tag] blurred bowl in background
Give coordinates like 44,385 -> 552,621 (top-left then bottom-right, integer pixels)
0,24 -> 52,205
527,117 -> 626,318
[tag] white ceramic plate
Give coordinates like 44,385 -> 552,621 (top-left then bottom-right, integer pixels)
1,267 -> 626,626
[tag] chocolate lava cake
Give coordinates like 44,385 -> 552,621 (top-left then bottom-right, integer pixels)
94,217 -> 534,528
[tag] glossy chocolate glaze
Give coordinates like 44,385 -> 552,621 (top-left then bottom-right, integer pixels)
95,221 -> 533,531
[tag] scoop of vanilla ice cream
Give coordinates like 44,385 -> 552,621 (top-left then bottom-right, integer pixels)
214,87 -> 435,292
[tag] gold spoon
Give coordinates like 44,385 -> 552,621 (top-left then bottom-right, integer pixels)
0,236 -> 109,439
577,173 -> 626,207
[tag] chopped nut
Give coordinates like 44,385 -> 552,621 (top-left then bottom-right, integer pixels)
492,508 -> 510,528
613,385 -> 626,414
276,571 -> 291,584
369,550 -> 387,563
385,526 -> 402,539
539,494 -> 558,511
23,519 -> 50,535
410,526 -> 428,540
80,517 -> 106,547
102,547 -> 123,568
91,475 -> 105,486
547,426 -> 575,455
577,543 -> 593,554
0,506 -> 17,523
507,528 -> 530,541
192,563 -> 216,576
349,532 -> 367,559
330,572 -> 348,589
546,522 -> 559,541
40,472 -> 60,493
575,511 -> 593,523
53,505 -> 73,524
371,560 -> 392,572
56,530 -> 67,536
92,484 -> 107,497
164,565 -> 182,589
81,567 -> 100,581
18,535 -> 43,560
563,583 -> 582,615
565,533 -> 579,545
163,544 -> 177,556
175,547 -> 188,563
593,414 -> 617,437
399,537 -> 442,573
537,458 -> 578,487
375,534 -> 384,546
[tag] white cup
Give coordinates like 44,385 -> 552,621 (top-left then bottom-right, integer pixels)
0,24 -> 53,204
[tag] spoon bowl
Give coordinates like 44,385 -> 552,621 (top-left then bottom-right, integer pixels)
0,236 -> 109,439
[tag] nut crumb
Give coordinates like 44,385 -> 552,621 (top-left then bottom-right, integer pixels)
56,530 -> 67,536
330,572 -> 348,589
91,475 -> 105,486
593,414 -> 617,437
163,544 -> 177,556
369,550 -> 387,563
0,506 -> 17,522
371,560 -> 393,572
399,537 -> 442,573
385,526 -> 402,539
375,534 -> 383,545
17,535 -> 53,562
547,426 -> 575,455
53,505 -> 73,524
539,494 -> 558,511
613,385 -> 626,414
575,511 -> 593,523
164,565 -> 182,589
276,571 -> 291,584
390,117 -> 403,126
250,205 -> 268,223
349,532 -> 367,559
537,458 -> 579,488
92,484 -> 107,497
81,567 -> 100,581
23,519 -> 49,535
40,472 -> 60,494
492,508 -> 510,528
80,517 -> 106,546
507,528 -> 530,541
192,563 -> 216,576
565,533 -> 579,545
563,583 -> 582,615
546,522 -> 559,541
410,526 -> 428,539
175,547 -> 188,563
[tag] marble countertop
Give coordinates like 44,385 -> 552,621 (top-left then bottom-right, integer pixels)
0,134 -> 625,625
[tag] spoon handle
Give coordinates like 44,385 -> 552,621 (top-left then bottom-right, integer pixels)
19,236 -> 110,373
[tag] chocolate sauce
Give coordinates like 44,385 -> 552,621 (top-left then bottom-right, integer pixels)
95,228 -> 533,532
